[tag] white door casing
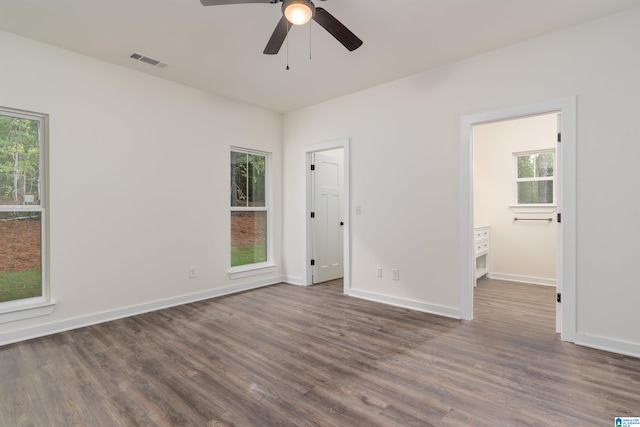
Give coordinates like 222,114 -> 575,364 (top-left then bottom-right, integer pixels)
460,97 -> 576,343
305,138 -> 350,293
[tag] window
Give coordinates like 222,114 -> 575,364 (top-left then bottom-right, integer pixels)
514,150 -> 555,205
0,107 -> 47,310
230,149 -> 269,269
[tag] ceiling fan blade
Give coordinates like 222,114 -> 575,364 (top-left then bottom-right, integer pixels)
201,0 -> 275,6
263,16 -> 290,55
313,7 -> 363,51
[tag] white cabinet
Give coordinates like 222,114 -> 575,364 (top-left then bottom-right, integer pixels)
474,226 -> 490,279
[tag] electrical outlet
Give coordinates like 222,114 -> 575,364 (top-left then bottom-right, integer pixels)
392,268 -> 399,281
376,267 -> 383,278
189,267 -> 197,278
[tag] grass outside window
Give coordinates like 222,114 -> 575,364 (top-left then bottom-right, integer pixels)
0,268 -> 42,302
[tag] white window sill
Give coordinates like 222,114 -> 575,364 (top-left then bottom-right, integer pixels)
0,298 -> 57,324
229,262 -> 276,280
509,205 -> 557,214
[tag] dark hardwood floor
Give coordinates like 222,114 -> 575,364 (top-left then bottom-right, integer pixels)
1,278 -> 639,426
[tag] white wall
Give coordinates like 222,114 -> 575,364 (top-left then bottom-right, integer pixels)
282,7 -> 640,355
474,113 -> 557,285
0,31 -> 283,344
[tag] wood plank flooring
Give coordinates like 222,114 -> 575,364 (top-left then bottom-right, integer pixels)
1,278 -> 639,426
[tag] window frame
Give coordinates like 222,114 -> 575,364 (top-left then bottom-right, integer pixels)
513,149 -> 556,207
229,147 -> 274,279
0,106 -> 55,323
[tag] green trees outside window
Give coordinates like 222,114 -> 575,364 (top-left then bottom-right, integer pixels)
0,115 -> 40,206
515,151 -> 554,205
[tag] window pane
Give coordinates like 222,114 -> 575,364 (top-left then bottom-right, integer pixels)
0,115 -> 41,206
517,155 -> 535,178
231,211 -> 266,266
517,181 -> 553,204
231,151 -> 248,207
0,211 -> 42,302
536,153 -> 554,177
247,154 -> 265,207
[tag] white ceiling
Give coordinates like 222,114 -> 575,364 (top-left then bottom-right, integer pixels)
1,0 -> 639,113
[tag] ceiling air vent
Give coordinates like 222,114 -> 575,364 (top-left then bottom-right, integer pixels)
130,52 -> 168,68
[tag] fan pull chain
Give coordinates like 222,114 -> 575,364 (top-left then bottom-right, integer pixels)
286,20 -> 290,70
309,21 -> 312,61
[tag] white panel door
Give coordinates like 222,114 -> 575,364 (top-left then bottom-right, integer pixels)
556,113 -> 562,334
313,151 -> 344,283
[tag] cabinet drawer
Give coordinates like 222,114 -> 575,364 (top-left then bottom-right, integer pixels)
475,241 -> 489,254
474,227 -> 490,242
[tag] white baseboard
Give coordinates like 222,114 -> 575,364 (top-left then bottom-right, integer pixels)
575,332 -> 640,359
283,276 -> 305,286
0,277 -> 285,347
348,289 -> 460,319
488,272 -> 556,287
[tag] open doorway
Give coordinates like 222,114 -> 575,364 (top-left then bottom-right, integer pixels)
305,139 -> 351,293
473,113 -> 559,331
459,97 -> 577,343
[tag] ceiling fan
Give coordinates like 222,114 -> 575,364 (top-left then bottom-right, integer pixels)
200,0 -> 363,55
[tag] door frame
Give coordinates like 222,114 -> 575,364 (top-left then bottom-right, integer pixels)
459,97 -> 576,342
304,138 -> 350,294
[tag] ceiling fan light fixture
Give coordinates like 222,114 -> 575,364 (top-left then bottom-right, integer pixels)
283,0 -> 314,26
